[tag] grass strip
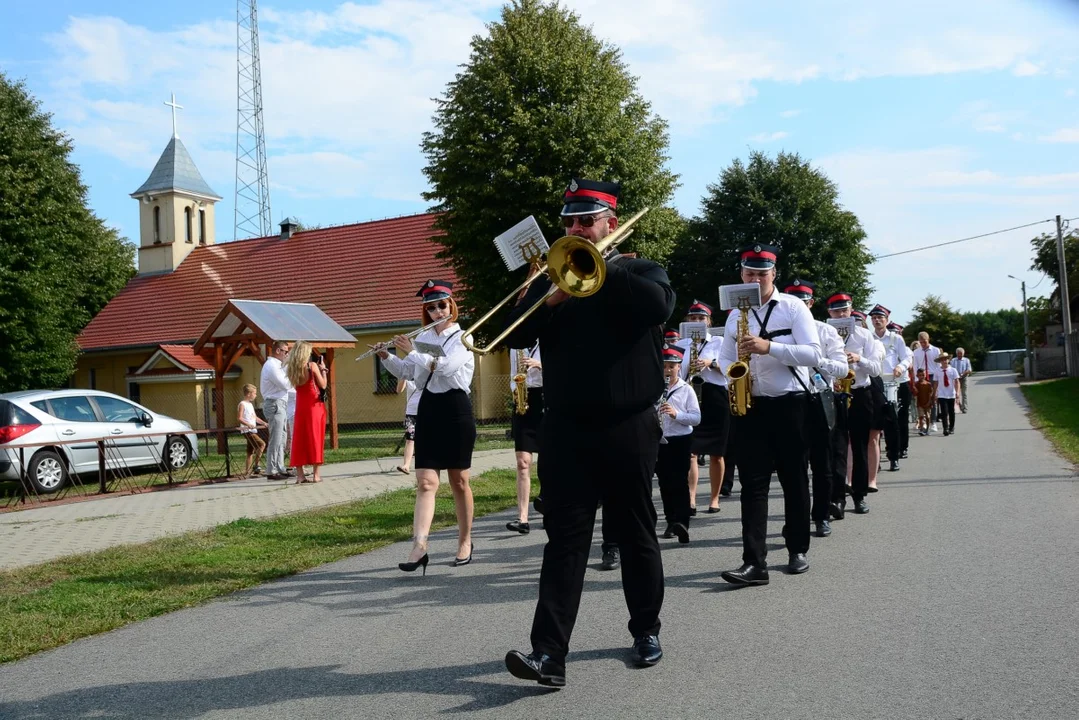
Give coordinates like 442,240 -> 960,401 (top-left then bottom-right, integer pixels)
1021,377 -> 1079,465
0,467 -> 528,663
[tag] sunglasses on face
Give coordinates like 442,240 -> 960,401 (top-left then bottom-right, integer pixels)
426,301 -> 449,312
562,213 -> 609,229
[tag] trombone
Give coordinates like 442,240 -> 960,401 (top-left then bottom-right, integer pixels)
462,208 -> 649,355
355,319 -> 443,361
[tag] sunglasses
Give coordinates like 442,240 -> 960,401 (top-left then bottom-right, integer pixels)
562,213 -> 610,229
425,301 -> 449,312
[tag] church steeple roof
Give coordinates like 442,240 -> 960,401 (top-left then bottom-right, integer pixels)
131,137 -> 222,200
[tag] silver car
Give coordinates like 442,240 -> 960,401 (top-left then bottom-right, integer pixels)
0,390 -> 199,493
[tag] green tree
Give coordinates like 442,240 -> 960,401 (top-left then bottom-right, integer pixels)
668,150 -> 873,320
421,0 -> 683,325
904,295 -> 967,358
0,73 -> 135,392
1029,228 -> 1079,322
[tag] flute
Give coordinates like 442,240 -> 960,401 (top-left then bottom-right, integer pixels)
355,319 -> 443,361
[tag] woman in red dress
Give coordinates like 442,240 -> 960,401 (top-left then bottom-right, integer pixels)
286,340 -> 327,483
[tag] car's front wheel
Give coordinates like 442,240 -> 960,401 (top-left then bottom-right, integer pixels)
28,449 -> 68,494
164,436 -> 191,471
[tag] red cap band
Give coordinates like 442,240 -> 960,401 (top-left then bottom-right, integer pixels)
827,293 -> 852,304
741,249 -> 777,261
785,285 -> 813,295
564,189 -> 618,209
422,285 -> 452,298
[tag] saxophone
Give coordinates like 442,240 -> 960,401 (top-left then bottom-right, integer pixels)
512,348 -> 529,415
726,299 -> 753,416
836,369 -> 856,408
688,335 -> 703,385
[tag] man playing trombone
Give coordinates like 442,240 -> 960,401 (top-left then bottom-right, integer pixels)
503,178 -> 676,687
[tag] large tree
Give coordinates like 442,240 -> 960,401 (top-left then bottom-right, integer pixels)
421,0 -> 683,326
904,295 -> 968,357
668,150 -> 872,320
0,73 -> 135,392
1029,227 -> 1079,322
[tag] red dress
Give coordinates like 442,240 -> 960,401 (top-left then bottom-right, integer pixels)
289,369 -> 326,466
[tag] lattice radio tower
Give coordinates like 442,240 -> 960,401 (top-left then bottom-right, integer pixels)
234,0 -> 271,240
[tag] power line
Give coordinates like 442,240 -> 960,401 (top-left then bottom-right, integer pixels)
872,218 -> 1057,260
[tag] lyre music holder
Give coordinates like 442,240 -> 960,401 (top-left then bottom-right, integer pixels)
719,283 -> 762,312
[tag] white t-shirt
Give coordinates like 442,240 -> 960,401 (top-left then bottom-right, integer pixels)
936,366 -> 960,399
238,400 -> 257,434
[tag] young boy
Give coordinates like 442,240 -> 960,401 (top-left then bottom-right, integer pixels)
238,384 -> 268,478
655,344 -> 701,544
935,354 -> 961,436
915,369 -> 934,436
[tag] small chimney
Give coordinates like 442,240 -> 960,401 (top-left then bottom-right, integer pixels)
279,217 -> 299,240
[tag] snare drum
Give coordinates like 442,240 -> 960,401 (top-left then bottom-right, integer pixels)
882,380 -> 899,405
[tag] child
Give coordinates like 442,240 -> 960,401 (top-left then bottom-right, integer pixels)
238,383 -> 268,478
395,377 -> 420,474
655,344 -> 701,544
934,354 -> 961,436
914,369 -> 934,436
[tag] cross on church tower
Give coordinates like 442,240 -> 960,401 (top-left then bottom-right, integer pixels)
164,92 -> 183,139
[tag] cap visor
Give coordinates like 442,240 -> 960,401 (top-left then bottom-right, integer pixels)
560,201 -> 611,216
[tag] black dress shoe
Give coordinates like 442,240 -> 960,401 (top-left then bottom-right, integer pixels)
854,499 -> 869,514
670,522 -> 689,544
720,563 -> 770,586
720,488 -> 732,497
889,460 -> 900,471
506,520 -> 530,534
900,450 -> 909,458
688,507 -> 697,516
829,502 -> 845,520
505,650 -> 566,687
533,497 -> 545,516
815,520 -> 831,537
632,635 -> 663,667
788,552 -> 809,574
600,547 -> 620,570
661,524 -> 675,539
706,506 -> 721,514
451,543 -> 474,566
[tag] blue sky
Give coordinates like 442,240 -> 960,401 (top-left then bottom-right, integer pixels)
4,0 -> 1078,327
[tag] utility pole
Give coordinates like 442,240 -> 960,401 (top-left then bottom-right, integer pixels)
1056,215 -> 1076,377
1021,280 -> 1031,376
234,0 -> 271,240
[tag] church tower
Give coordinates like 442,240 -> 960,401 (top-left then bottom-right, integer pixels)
130,94 -> 222,275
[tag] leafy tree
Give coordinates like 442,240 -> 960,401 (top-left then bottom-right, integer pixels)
1025,296 -> 1052,346
668,150 -> 873,321
421,0 -> 683,325
1029,227 -> 1079,322
0,73 -> 135,392
904,295 -> 967,359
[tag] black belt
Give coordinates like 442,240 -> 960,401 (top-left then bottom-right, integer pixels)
750,391 -> 807,402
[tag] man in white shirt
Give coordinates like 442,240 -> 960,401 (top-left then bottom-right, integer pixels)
826,293 -> 883,516
953,348 -> 972,413
911,332 -> 942,433
888,322 -> 913,458
259,340 -> 293,480
783,280 -> 848,538
869,305 -> 912,474
718,244 -> 822,586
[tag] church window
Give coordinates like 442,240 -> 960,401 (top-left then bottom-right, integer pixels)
153,206 -> 161,244
185,207 -> 193,243
199,209 -> 206,244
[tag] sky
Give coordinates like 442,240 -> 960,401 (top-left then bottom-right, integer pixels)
3,0 -> 1079,326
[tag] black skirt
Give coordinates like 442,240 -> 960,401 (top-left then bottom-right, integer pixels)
691,382 -> 730,456
415,388 -> 476,470
511,387 -> 543,453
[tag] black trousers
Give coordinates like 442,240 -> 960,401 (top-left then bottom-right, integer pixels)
937,398 -> 956,433
847,387 -> 873,501
830,394 -> 850,505
656,433 -> 692,527
721,421 -> 738,494
880,401 -> 900,462
897,382 -> 912,453
531,408 -> 664,661
732,393 -> 811,568
806,396 -> 833,523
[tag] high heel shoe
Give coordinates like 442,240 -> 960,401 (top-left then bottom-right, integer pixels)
452,543 -> 474,567
398,553 -> 429,576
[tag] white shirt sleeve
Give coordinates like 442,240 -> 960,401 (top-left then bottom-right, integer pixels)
895,337 -> 913,375
816,323 -> 849,381
381,351 -> 418,380
671,383 -> 701,426
857,333 -> 883,377
766,300 -> 821,367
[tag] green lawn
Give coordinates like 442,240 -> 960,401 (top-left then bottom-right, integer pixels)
0,467 -> 530,663
1021,377 -> 1079,465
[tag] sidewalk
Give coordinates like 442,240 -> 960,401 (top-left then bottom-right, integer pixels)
0,449 -> 517,570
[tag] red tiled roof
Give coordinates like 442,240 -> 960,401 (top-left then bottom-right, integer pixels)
78,213 -> 453,351
158,344 -> 213,371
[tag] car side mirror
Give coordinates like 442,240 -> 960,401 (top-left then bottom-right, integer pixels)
140,412 -> 153,427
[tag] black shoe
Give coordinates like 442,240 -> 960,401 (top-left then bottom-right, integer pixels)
632,635 -> 663,667
533,497 -> 545,516
829,502 -> 845,521
451,543 -> 474,567
505,650 -> 566,687
720,563 -> 770,586
854,499 -> 869,514
788,552 -> 809,574
661,524 -> 675,539
398,553 -> 429,576
815,520 -> 831,537
720,488 -> 732,497
890,460 -> 900,471
506,520 -> 530,534
670,522 -> 689,544
600,547 -> 620,571
688,507 -> 697,516
697,455 -> 707,466
706,505 -> 721,514
900,450 -> 908,458
943,430 -> 950,436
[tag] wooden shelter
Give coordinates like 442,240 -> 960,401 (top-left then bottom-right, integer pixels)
193,300 -> 356,451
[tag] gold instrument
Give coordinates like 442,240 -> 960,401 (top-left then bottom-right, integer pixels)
836,369 -> 856,408
462,208 -> 649,354
687,333 -> 704,386
726,298 -> 753,416
512,348 -> 529,415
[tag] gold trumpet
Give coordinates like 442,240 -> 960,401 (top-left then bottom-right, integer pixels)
836,369 -> 856,407
726,297 -> 753,416
462,208 -> 649,355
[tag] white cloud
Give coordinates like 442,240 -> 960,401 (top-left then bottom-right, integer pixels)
1012,59 -> 1042,76
779,109 -> 803,118
1039,128 -> 1079,143
748,131 -> 789,143
953,100 -> 1026,134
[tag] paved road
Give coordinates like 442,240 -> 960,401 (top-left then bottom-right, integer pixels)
2,372 -> 1077,719
0,449 -> 517,569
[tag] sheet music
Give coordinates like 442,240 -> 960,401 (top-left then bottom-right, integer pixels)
679,321 -> 709,344
707,326 -> 725,339
826,317 -> 856,340
493,216 -> 549,271
414,340 -> 446,358
719,283 -> 762,311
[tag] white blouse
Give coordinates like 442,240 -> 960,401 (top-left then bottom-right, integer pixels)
844,325 -> 884,389
381,323 -> 475,394
659,377 -> 701,438
678,335 -> 727,387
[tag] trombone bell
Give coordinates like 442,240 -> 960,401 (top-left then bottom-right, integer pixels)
547,235 -> 606,298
